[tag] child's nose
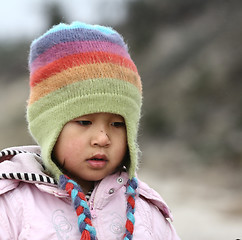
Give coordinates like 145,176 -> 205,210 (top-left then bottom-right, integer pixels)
91,130 -> 111,147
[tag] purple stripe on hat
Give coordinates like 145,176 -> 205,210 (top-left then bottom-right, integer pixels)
30,41 -> 131,72
29,28 -> 126,63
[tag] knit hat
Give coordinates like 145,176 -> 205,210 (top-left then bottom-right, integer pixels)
27,22 -> 142,180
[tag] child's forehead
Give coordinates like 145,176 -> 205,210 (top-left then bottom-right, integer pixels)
72,112 -> 124,121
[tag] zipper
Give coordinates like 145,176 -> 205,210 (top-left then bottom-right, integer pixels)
89,185 -> 98,218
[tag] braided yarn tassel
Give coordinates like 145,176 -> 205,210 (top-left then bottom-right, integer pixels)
59,175 -> 96,240
123,177 -> 138,240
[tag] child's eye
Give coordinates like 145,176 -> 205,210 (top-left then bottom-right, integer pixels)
76,120 -> 92,126
111,122 -> 125,128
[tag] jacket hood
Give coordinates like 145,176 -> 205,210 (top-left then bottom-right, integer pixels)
0,146 -> 57,195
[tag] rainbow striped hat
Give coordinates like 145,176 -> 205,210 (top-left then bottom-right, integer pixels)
27,22 -> 142,180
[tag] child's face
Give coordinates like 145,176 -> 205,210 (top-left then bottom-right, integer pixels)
53,113 -> 127,187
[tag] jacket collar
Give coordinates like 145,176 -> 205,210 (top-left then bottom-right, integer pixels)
0,146 -> 57,194
90,171 -> 173,220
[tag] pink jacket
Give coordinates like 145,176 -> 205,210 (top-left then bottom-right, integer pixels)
0,146 -> 180,240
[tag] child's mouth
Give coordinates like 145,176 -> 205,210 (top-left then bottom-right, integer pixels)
87,154 -> 108,168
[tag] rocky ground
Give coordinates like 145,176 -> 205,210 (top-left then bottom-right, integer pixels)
139,141 -> 242,240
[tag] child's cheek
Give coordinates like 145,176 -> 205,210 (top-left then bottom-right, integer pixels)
65,138 -> 86,159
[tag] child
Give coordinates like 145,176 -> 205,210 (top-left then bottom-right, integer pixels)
0,22 -> 180,239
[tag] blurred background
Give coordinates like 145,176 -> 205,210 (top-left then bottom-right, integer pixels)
0,0 -> 241,238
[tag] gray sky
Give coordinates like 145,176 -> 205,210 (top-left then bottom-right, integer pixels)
0,0 -> 127,42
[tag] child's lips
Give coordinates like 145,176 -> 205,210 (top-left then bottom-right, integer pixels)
87,154 -> 108,168
89,154 -> 108,161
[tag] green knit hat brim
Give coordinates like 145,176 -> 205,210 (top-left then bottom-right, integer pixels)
27,78 -> 142,180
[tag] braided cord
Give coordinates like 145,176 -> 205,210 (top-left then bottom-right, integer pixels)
59,175 -> 96,240
123,177 -> 138,240
59,175 -> 138,240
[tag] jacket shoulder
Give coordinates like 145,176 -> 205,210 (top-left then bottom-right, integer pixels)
138,178 -> 173,220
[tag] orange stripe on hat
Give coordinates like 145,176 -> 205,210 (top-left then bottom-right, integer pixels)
28,63 -> 142,105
